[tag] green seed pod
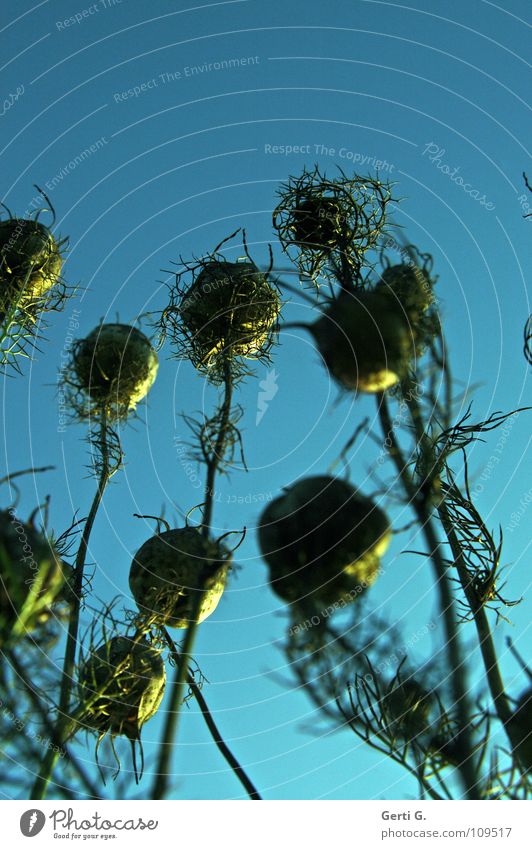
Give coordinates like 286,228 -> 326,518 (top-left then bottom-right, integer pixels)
258,476 -> 391,607
79,636 -> 166,741
383,680 -> 434,739
129,527 -> 231,629
312,291 -> 415,393
180,261 -> 280,365
0,508 -> 66,644
72,323 -> 158,416
0,218 -> 63,309
291,197 -> 345,250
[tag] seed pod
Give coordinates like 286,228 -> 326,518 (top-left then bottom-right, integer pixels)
258,476 -> 391,607
0,509 -> 66,644
312,291 -> 415,392
72,323 -> 158,416
129,527 -> 230,629
79,636 -> 165,741
180,261 -> 280,366
291,197 -> 345,250
376,263 -> 437,354
377,264 -> 434,318
0,218 -> 64,311
383,680 -> 434,740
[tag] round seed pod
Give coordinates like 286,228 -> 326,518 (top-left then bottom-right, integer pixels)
312,291 -> 414,392
0,508 -> 66,643
258,476 -> 391,607
72,324 -> 158,415
0,218 -> 63,308
291,197 -> 345,250
79,636 -> 166,740
383,680 -> 434,739
180,261 -> 280,364
129,527 -> 231,629
376,264 -> 434,319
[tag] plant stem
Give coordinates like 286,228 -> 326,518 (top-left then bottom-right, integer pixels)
7,650 -> 102,800
161,628 -> 261,800
151,360 -> 234,800
31,412 -> 112,799
376,391 -> 480,799
437,500 -> 529,777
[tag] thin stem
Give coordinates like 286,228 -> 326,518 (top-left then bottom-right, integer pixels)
437,501 -> 529,778
151,360 -> 234,800
161,628 -> 262,800
376,391 -> 480,799
6,650 -> 102,800
202,359 -> 234,535
31,412 -> 112,799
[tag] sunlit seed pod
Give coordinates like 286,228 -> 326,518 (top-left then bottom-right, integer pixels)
312,291 -> 415,392
291,197 -> 345,250
258,475 -> 391,607
0,509 -> 67,644
72,324 -> 158,415
0,218 -> 64,308
78,636 -> 166,740
180,261 -> 280,363
383,680 -> 434,739
129,527 -> 231,629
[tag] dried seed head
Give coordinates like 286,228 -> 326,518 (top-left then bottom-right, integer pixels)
258,475 -> 391,607
312,291 -> 415,392
0,219 -> 64,310
377,264 -> 434,317
71,323 -> 158,419
180,261 -> 280,369
0,509 -> 67,644
291,197 -> 345,250
129,527 -> 231,629
273,168 -> 392,280
79,636 -> 166,740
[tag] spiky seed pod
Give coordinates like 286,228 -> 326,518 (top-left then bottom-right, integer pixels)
273,168 -> 392,280
129,527 -> 231,629
0,219 -> 64,314
258,476 -> 391,607
509,687 -> 532,770
180,261 -> 280,369
383,680 -> 434,740
291,197 -> 345,250
79,636 -> 166,742
71,323 -> 158,418
0,509 -> 66,644
312,291 -> 415,393
377,264 -> 434,319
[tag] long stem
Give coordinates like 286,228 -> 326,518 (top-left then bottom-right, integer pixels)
376,391 -> 480,799
31,412 -> 112,799
7,650 -> 102,800
151,361 -> 234,800
161,628 -> 261,800
437,501 -> 529,776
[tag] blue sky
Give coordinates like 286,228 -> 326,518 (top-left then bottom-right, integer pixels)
1,0 -> 530,800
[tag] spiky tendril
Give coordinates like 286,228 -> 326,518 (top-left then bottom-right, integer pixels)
273,165 -> 394,285
158,231 -> 281,384
0,191 -> 71,372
